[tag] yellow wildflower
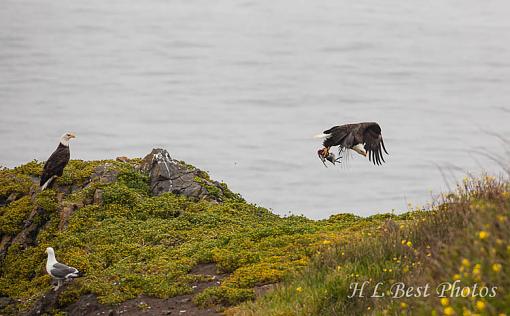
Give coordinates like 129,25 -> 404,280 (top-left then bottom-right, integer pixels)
444,306 -> 455,316
472,264 -> 481,280
475,300 -> 485,311
322,240 -> 332,245
406,241 -> 413,247
461,258 -> 471,267
462,308 -> 472,316
492,263 -> 502,273
440,298 -> 449,306
453,274 -> 461,280
400,302 -> 408,309
478,231 -> 489,240
401,239 -> 407,245
296,287 -> 303,293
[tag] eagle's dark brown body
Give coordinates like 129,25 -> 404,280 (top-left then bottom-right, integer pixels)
319,122 -> 388,165
40,143 -> 70,188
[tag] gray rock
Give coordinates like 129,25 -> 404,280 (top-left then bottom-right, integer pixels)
0,296 -> 14,309
93,189 -> 104,205
139,149 -> 226,201
58,204 -> 81,231
90,164 -> 120,185
6,192 -> 19,204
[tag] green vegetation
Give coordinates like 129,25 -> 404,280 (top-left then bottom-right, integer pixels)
1,158 -> 509,316
0,159 -> 404,314
230,176 -> 510,315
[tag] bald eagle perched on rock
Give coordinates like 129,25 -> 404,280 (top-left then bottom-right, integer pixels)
315,122 -> 388,166
40,132 -> 76,190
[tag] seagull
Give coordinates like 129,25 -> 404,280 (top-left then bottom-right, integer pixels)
45,247 -> 81,291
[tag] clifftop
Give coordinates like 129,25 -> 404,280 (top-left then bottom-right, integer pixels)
2,150 -> 507,315
0,149 -> 401,315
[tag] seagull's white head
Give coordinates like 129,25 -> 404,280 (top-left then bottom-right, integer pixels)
45,247 -> 55,255
60,132 -> 76,147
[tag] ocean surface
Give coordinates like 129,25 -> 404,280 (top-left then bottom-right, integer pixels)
1,0 -> 509,219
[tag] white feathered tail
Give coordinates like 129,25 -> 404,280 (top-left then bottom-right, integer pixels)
313,133 -> 328,139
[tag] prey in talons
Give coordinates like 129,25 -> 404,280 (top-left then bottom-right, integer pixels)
317,147 -> 342,167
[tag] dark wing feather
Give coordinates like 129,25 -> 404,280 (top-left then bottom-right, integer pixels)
50,262 -> 79,279
362,123 -> 388,166
40,144 -> 70,186
323,124 -> 358,148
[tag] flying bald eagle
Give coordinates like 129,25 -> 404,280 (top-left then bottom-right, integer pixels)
40,132 -> 76,190
315,122 -> 388,166
45,247 -> 82,291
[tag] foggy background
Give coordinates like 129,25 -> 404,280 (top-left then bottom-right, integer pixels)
1,0 -> 509,219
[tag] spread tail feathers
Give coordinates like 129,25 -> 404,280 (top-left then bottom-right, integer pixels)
313,133 -> 328,139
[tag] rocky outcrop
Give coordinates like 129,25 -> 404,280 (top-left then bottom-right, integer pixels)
139,149 -> 229,202
0,151 -> 243,315
89,163 -> 120,185
0,206 -> 47,260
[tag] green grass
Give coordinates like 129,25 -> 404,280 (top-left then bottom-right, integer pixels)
0,159 -> 404,314
3,159 -> 508,316
229,176 -> 510,315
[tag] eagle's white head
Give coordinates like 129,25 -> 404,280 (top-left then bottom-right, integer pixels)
60,132 -> 76,147
352,144 -> 367,157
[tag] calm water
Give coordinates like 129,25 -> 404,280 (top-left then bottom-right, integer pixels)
1,0 -> 509,219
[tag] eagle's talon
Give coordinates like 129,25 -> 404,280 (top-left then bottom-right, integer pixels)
317,149 -> 328,167
325,153 -> 337,165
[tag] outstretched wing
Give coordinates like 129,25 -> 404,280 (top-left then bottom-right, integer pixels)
362,123 -> 388,165
50,262 -> 79,279
322,124 -> 358,148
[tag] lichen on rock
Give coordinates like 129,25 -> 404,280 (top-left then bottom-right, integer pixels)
139,148 -> 239,202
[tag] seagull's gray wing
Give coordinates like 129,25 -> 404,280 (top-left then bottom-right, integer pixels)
50,262 -> 79,279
